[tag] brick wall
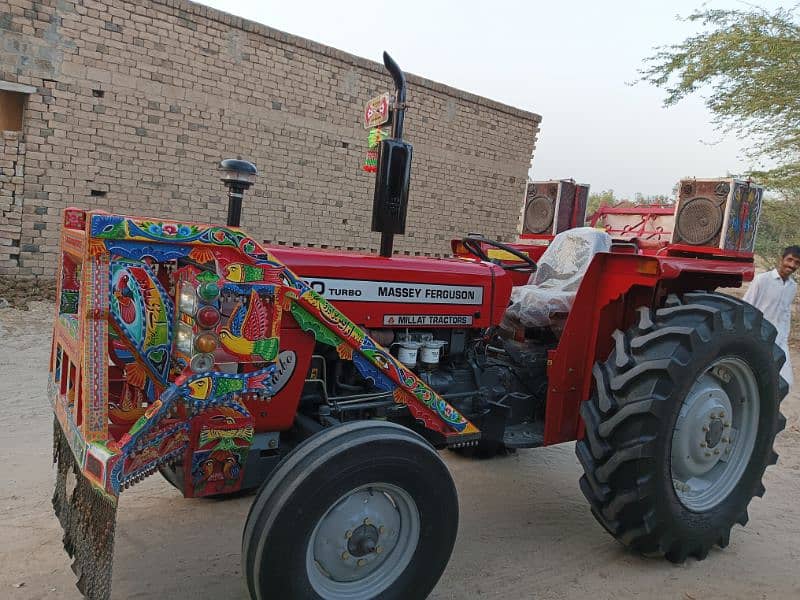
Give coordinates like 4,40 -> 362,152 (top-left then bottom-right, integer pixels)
0,131 -> 24,271
0,0 -> 541,278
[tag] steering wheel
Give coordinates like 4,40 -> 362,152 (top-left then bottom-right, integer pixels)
461,234 -> 538,273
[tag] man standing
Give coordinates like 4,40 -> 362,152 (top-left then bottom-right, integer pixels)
743,246 -> 800,387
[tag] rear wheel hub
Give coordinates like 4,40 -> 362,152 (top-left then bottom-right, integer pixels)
671,357 -> 760,512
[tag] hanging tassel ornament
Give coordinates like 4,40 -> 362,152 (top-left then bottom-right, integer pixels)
363,127 -> 390,173
368,127 -> 389,148
363,150 -> 378,173
53,419 -> 118,600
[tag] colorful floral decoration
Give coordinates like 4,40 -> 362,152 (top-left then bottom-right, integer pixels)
188,406 -> 254,496
49,207 -> 479,600
108,260 -> 174,384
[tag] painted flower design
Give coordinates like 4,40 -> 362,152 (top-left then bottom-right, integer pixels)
161,223 -> 178,236
92,214 -> 125,237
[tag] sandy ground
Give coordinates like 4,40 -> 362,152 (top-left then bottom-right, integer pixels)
1,302 -> 799,600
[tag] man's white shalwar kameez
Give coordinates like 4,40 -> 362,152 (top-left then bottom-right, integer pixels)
743,269 -> 796,387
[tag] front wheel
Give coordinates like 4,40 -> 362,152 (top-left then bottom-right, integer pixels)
242,421 -> 458,599
576,292 -> 787,562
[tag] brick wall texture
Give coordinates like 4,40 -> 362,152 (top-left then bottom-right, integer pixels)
0,131 -> 25,271
0,0 -> 541,278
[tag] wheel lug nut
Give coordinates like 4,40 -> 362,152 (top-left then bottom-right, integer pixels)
379,526 -> 385,534
376,546 -> 383,554
705,452 -> 712,457
714,449 -> 720,455
724,421 -> 731,427
345,530 -> 352,539
722,437 -> 729,443
710,413 -> 717,419
719,412 -> 725,419
357,559 -> 367,567
363,518 -> 371,526
702,425 -> 709,432
700,442 -> 707,448
341,551 -> 350,560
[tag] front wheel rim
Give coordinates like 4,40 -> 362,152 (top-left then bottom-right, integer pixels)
671,356 -> 760,512
306,482 -> 420,600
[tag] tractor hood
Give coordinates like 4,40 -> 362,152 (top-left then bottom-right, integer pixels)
268,246 -> 512,329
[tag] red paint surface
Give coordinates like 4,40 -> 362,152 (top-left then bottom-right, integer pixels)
286,240 -> 755,446
243,319 -> 315,431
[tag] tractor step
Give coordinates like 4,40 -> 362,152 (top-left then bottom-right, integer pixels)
445,432 -> 482,449
503,420 -> 545,448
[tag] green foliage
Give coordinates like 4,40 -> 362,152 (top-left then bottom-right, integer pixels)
633,193 -> 673,205
586,190 -> 674,224
756,195 -> 800,269
586,189 -> 617,219
640,6 -> 800,190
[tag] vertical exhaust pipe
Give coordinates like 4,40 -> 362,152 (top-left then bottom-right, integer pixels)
372,52 -> 413,258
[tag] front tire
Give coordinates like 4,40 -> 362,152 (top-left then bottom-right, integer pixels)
576,292 -> 787,561
242,421 -> 458,599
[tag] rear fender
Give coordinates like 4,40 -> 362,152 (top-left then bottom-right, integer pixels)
544,252 -> 752,445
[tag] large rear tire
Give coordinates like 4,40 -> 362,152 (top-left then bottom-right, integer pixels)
576,292 -> 787,562
242,421 -> 458,599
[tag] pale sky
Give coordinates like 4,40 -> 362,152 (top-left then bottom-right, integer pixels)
198,0 -> 783,199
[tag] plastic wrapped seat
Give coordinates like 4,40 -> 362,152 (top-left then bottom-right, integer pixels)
504,227 -> 612,330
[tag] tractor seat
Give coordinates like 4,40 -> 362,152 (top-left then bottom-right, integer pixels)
503,227 -> 612,330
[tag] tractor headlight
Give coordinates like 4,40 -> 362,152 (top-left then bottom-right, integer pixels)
178,281 -> 197,315
176,322 -> 194,354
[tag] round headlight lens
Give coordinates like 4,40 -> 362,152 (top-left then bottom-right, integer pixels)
197,281 -> 220,302
190,353 -> 215,373
196,305 -> 220,328
194,332 -> 218,354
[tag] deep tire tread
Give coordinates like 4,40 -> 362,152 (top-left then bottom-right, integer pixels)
575,291 -> 787,563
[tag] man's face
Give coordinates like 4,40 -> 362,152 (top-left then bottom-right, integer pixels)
778,253 -> 800,279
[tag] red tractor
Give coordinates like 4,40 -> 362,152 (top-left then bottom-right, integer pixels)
50,54 -> 785,600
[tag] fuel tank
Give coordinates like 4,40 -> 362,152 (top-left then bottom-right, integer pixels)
268,246 -> 512,329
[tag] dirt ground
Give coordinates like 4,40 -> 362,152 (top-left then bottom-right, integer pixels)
1,301 -> 799,600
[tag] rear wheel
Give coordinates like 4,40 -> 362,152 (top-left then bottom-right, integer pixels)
242,421 -> 458,599
576,292 -> 787,561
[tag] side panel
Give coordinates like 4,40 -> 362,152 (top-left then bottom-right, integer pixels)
245,321 -> 316,431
